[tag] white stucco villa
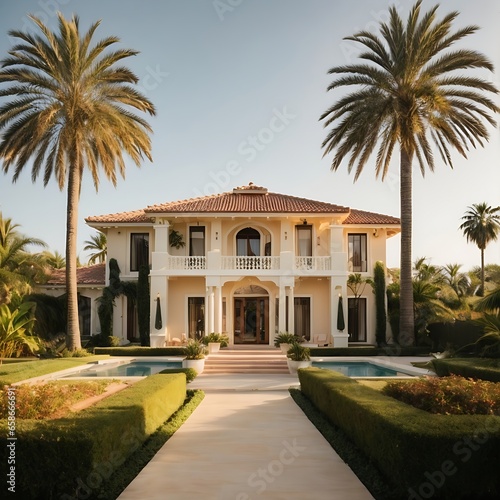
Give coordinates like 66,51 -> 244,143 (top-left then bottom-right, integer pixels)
85,183 -> 400,347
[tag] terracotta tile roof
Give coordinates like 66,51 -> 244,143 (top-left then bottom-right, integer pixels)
44,263 -> 105,286
86,209 -> 151,224
85,184 -> 400,226
343,209 -> 400,225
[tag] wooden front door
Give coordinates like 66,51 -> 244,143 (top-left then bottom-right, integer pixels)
234,297 -> 269,344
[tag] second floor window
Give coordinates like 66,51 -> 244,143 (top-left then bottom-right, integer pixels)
296,225 -> 312,256
348,233 -> 367,272
190,227 -> 205,256
130,233 -> 149,271
237,227 -> 260,256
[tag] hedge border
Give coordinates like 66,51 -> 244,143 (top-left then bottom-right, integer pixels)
0,373 -> 186,498
93,347 -> 184,356
309,346 -> 430,357
298,367 -> 500,499
431,358 -> 500,383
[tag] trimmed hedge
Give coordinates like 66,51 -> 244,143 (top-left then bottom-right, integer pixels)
309,345 -> 430,357
0,373 -> 186,498
93,346 -> 184,356
159,367 -> 198,383
299,368 -> 500,499
431,358 -> 500,383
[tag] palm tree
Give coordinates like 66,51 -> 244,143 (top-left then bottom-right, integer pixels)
320,1 -> 498,346
0,212 -> 47,304
459,203 -> 500,296
0,14 -> 156,349
83,232 -> 107,265
441,263 -> 470,299
41,250 -> 66,269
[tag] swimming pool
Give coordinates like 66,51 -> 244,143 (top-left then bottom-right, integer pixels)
63,359 -> 183,378
312,360 -> 414,377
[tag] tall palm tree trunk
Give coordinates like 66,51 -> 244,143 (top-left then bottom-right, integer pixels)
480,247 -> 485,296
399,148 -> 415,345
65,159 -> 82,350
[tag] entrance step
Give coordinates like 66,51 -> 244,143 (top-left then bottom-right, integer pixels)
204,348 -> 289,374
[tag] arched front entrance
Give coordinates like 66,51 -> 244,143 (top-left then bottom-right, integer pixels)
233,285 -> 269,344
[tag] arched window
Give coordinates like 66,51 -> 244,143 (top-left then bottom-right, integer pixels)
236,228 -> 260,256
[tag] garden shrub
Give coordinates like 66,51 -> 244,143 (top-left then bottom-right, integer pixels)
382,376 -> 500,415
0,380 -> 111,419
309,345 -> 430,357
159,367 -> 197,383
299,368 -> 500,499
431,358 -> 500,382
93,346 -> 184,356
0,372 -> 186,498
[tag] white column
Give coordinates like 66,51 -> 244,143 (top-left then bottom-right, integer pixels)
278,285 -> 286,333
214,285 -> 222,333
287,286 -> 294,335
206,286 -> 215,334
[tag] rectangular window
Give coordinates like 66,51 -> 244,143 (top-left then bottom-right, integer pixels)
348,298 -> 367,342
188,297 -> 205,340
130,233 -> 149,272
348,234 -> 367,272
294,297 -> 311,341
296,225 -> 312,256
189,227 -> 205,256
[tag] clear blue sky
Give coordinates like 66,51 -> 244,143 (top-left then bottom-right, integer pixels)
0,0 -> 499,270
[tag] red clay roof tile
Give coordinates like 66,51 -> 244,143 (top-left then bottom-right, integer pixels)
85,184 -> 399,226
45,263 -> 105,286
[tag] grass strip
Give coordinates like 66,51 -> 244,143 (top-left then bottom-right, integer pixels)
94,389 -> 205,500
289,388 -> 400,500
0,356 -> 108,385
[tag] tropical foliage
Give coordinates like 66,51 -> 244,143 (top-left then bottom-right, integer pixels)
0,302 -> 41,358
321,1 -> 498,346
0,14 -> 156,350
83,233 -> 107,265
96,258 -> 135,345
0,212 -> 47,305
460,203 -> 500,296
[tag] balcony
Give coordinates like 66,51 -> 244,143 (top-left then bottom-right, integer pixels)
221,256 -> 279,270
152,251 -> 344,275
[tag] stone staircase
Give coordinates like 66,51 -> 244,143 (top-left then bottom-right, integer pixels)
203,346 -> 289,374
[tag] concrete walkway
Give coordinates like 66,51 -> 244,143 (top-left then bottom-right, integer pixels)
118,373 -> 374,500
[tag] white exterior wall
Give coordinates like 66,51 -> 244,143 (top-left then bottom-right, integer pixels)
93,214 -> 397,346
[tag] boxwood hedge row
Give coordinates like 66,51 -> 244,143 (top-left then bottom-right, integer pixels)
0,373 -> 186,498
93,346 -> 184,356
298,368 -> 500,499
431,358 -> 500,383
309,346 -> 430,357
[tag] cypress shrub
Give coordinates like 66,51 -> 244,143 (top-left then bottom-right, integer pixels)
373,261 -> 387,346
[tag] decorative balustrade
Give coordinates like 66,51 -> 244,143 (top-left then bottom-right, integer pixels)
221,256 -> 279,270
295,256 -> 331,271
161,255 -> 333,272
167,256 -> 206,270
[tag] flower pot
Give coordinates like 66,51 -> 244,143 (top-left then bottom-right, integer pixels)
279,343 -> 291,354
182,358 -> 205,374
287,359 -> 312,374
208,342 -> 221,354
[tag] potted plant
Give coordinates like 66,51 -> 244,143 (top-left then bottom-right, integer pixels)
202,332 -> 229,353
286,343 -> 312,374
182,339 -> 208,374
169,229 -> 185,249
274,332 -> 300,354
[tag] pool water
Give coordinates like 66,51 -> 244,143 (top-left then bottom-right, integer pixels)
312,361 -> 411,377
64,360 -> 183,378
